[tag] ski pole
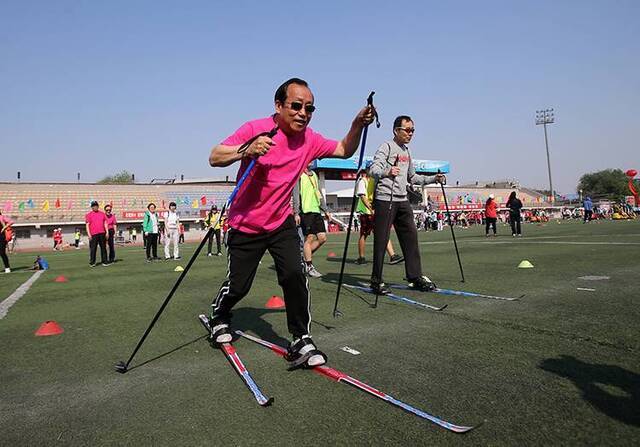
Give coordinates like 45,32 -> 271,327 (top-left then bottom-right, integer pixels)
332,92 -> 379,318
116,126 -> 278,373
439,171 -> 465,282
373,155 -> 398,308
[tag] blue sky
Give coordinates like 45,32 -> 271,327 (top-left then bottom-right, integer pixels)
1,0 -> 638,193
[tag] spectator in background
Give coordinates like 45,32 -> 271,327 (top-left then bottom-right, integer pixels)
205,205 -> 222,257
293,164 -> 332,277
53,228 -> 63,251
437,211 -> 444,231
179,222 -> 185,244
163,202 -> 181,260
583,196 -> 593,223
74,228 -> 81,249
143,203 -> 160,262
105,205 -> 117,262
131,228 -> 137,243
0,209 -> 14,273
506,191 -> 523,237
85,201 -> 110,267
485,194 -> 498,237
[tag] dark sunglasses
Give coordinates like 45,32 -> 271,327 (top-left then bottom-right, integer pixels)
288,101 -> 316,113
396,127 -> 415,133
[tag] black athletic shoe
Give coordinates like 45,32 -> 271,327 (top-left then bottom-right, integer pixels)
370,281 -> 390,295
355,257 -> 367,265
389,254 -> 404,265
209,318 -> 232,344
285,336 -> 327,369
408,276 -> 437,292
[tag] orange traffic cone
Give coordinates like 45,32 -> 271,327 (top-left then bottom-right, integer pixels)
265,295 -> 285,309
327,252 -> 336,258
35,321 -> 64,336
54,275 -> 68,283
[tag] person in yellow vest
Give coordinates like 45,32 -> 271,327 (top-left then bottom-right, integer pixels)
293,164 -> 331,277
355,169 -> 403,265
205,205 -> 223,256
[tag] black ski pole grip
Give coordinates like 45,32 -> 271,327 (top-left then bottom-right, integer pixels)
366,91 -> 381,128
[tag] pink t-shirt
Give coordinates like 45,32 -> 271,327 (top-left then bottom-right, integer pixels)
106,214 -> 117,230
222,116 -> 338,234
0,215 -> 14,227
85,210 -> 107,236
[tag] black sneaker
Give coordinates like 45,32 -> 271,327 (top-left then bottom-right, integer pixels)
370,282 -> 390,295
209,319 -> 232,344
285,336 -> 327,369
355,257 -> 367,265
174,256 -> 182,260
146,258 -> 152,263
408,276 -> 437,292
389,254 -> 404,265
89,263 -> 96,268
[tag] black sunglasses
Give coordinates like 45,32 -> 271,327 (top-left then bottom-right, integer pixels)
288,101 -> 316,113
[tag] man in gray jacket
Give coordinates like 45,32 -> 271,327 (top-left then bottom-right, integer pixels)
368,115 -> 445,294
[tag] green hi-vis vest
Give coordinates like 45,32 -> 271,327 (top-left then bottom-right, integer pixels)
205,212 -> 221,230
357,176 -> 376,215
300,172 -> 322,214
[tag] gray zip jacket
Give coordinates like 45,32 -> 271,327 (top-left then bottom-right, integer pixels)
369,140 -> 438,202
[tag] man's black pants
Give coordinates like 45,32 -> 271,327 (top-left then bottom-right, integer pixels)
485,217 -> 497,235
89,233 -> 107,265
211,216 -> 311,338
0,233 -> 10,269
371,199 -> 423,284
509,213 -> 521,235
107,229 -> 116,262
207,228 -> 221,254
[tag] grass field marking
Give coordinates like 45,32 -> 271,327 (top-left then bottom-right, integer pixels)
475,241 -> 640,246
0,270 -> 45,319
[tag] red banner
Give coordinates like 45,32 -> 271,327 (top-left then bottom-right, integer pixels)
437,203 -> 507,211
121,211 -> 146,219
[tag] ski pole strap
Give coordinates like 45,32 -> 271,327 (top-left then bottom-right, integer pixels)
237,126 -> 279,155
367,91 -> 381,128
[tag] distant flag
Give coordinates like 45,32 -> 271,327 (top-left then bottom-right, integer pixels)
191,199 -> 199,209
67,200 -> 73,210
3,201 -> 12,212
184,196 -> 189,205
27,199 -> 35,208
18,202 -> 25,212
42,200 -> 50,212
121,198 -> 127,207
55,198 -> 61,208
200,196 -> 207,206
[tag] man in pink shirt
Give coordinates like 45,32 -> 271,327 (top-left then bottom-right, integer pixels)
105,204 -> 118,263
0,210 -> 14,273
206,78 -> 375,368
85,201 -> 110,267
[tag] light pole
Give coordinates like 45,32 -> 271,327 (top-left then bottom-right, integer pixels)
536,108 -> 555,203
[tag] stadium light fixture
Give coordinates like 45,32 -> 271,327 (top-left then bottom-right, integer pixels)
535,108 -> 555,203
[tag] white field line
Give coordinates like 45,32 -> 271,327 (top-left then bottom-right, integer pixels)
0,271 -> 44,319
475,241 -> 640,246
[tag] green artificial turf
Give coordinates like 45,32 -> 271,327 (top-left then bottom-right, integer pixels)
1,220 -> 639,446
